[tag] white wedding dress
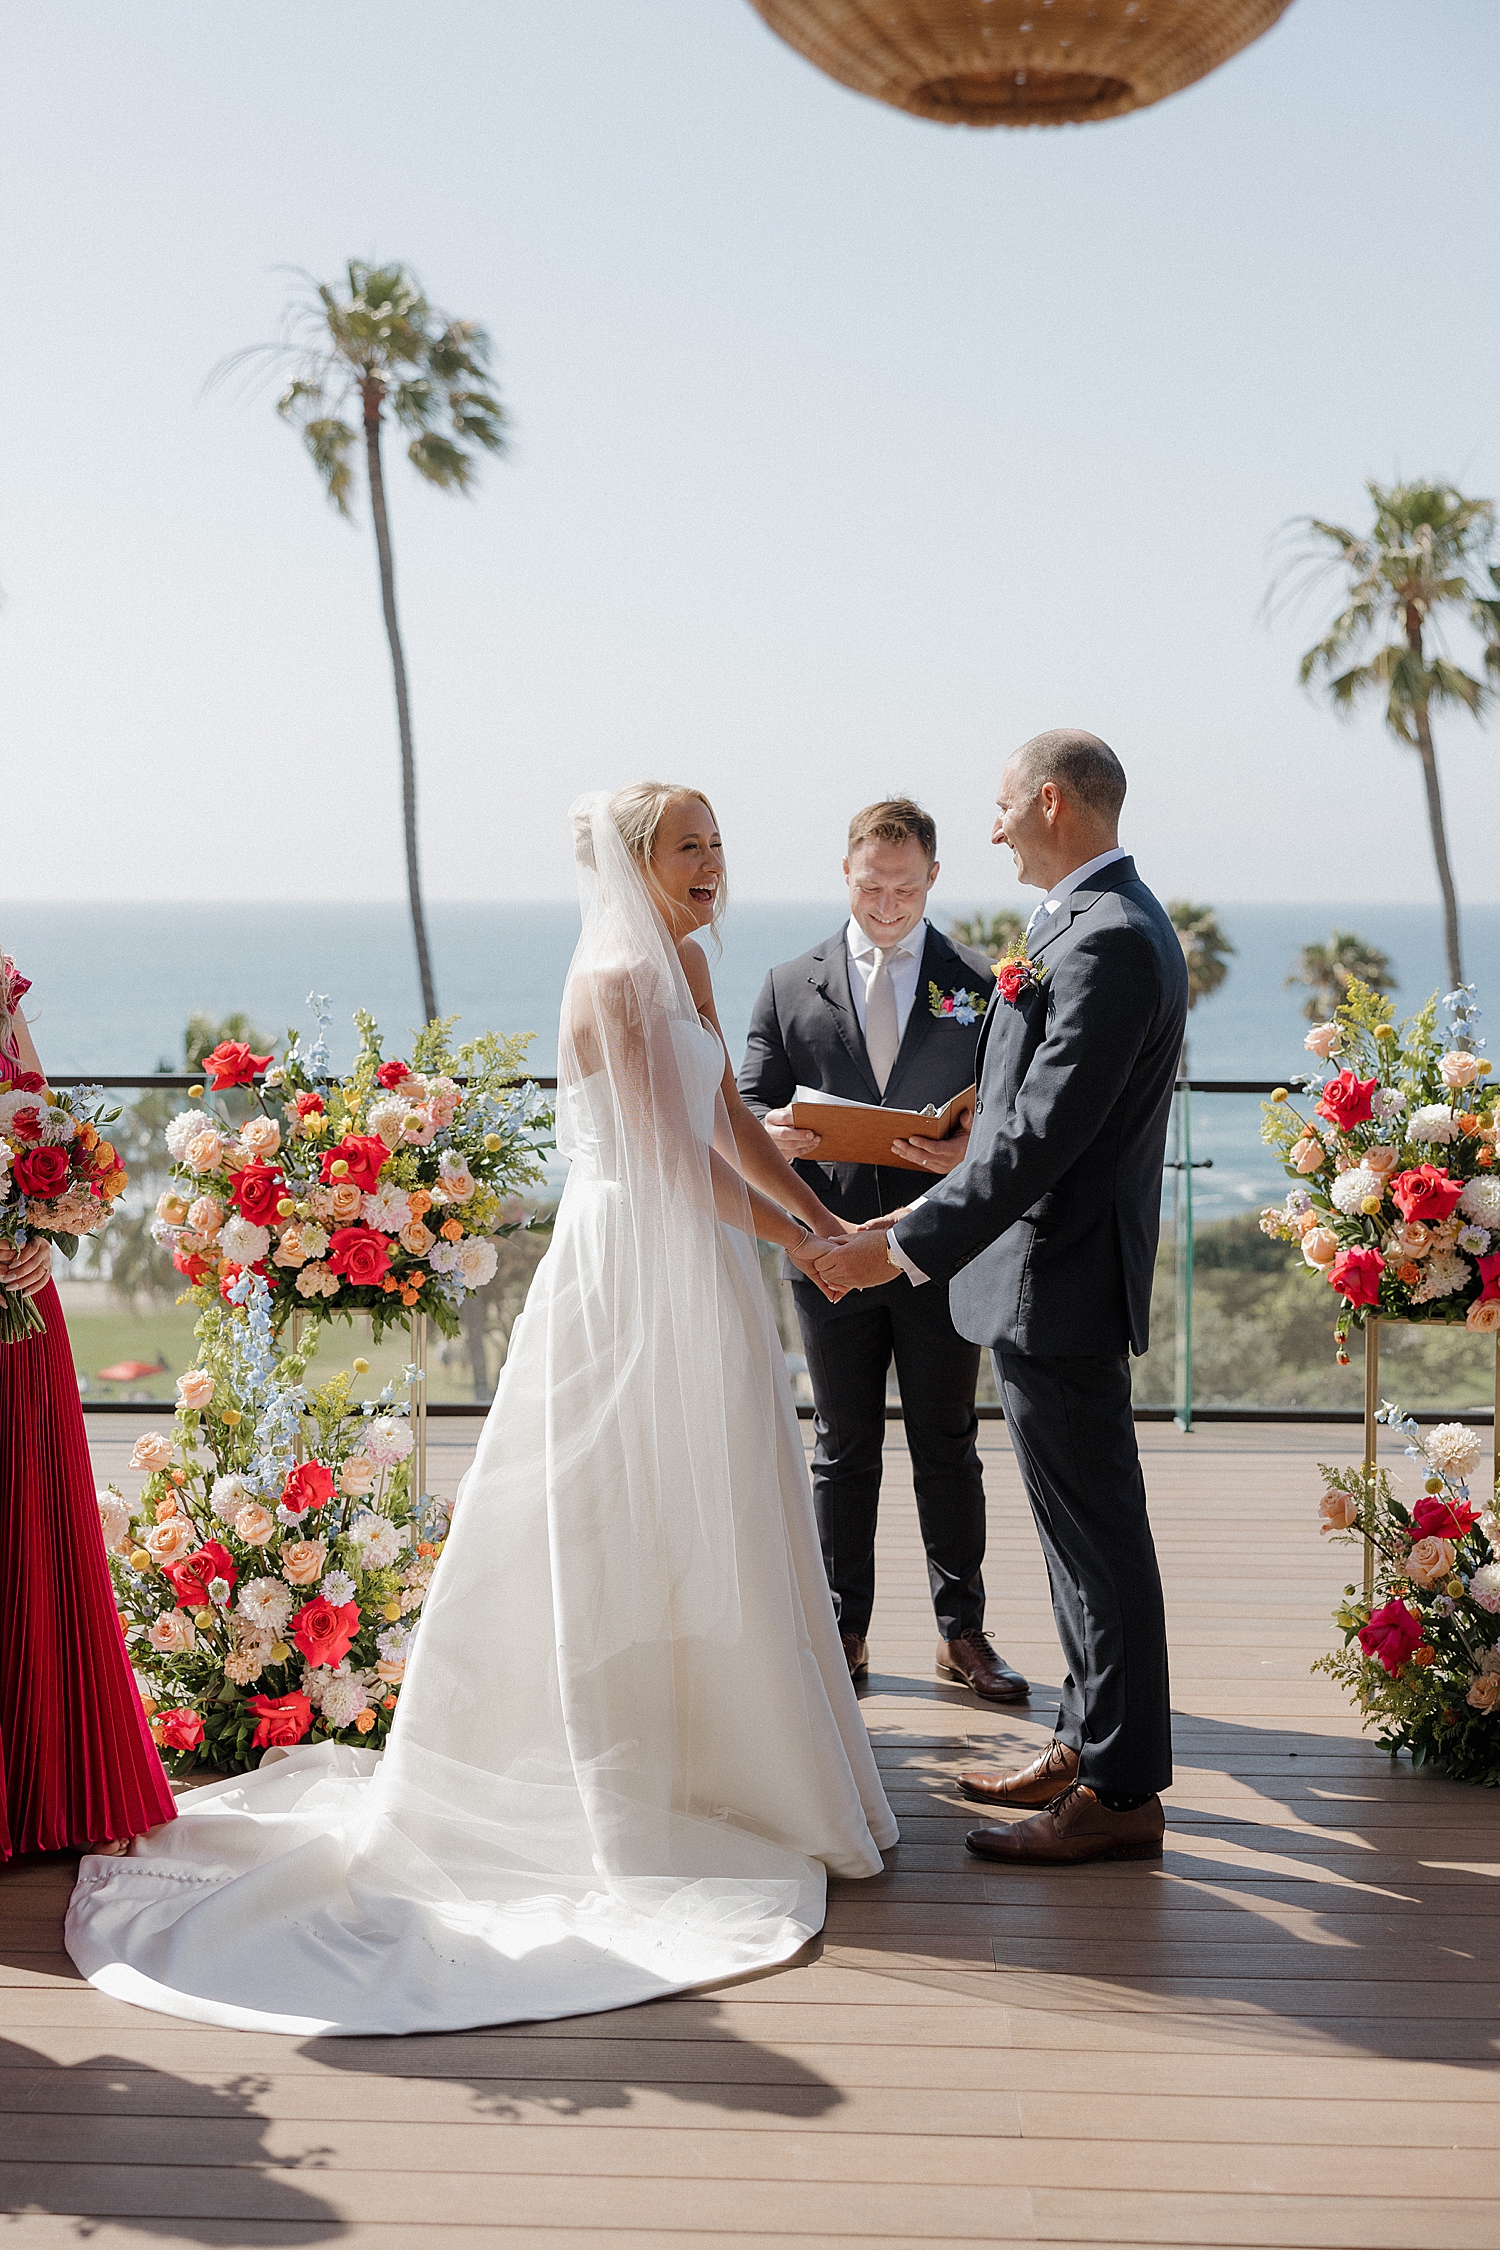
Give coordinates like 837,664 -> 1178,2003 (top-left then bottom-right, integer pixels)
66,796 -> 896,2036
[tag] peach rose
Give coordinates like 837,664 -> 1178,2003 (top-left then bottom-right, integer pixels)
184,1129 -> 224,1176
145,1517 -> 197,1565
273,1226 -> 309,1269
233,1503 -> 276,1547
1318,1491 -> 1360,1533
130,1431 -> 176,1473
1301,1227 -> 1339,1268
1364,1145 -> 1400,1179
148,1608 -> 197,1654
374,1657 -> 406,1684
1440,1050 -> 1483,1089
154,1494 -> 181,1522
328,1181 -> 364,1224
176,1368 -> 215,1411
1466,1672 -> 1500,1713
1388,1221 -> 1431,1261
186,1195 -> 223,1237
1304,1022 -> 1343,1060
241,1116 -> 282,1159
1290,1138 -> 1325,1176
398,1218 -> 435,1257
1468,1300 -> 1500,1334
338,1454 -> 376,1497
1404,1535 -> 1456,1588
156,1191 -> 190,1225
281,1540 -> 327,1586
434,1158 -> 475,1204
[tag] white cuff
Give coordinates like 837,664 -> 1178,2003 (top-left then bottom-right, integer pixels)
887,1196 -> 929,1286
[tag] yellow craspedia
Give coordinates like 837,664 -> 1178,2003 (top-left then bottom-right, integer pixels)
188,1085 -> 203,1099
1271,1088 -> 1289,1104
268,1640 -> 291,1664
276,1197 -> 295,1218
484,1133 -> 503,1153
382,1599 -> 402,1622
220,1407 -> 242,1427
128,1548 -> 152,1573
331,1159 -> 349,1178
1480,1060 -> 1493,1076
1361,1196 -> 1383,1216
1446,1577 -> 1465,1599
1424,1475 -> 1446,1494
1373,1024 -> 1398,1043
352,1355 -> 370,1374
193,1607 -> 214,1629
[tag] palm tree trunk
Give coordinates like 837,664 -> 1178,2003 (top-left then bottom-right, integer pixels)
362,379 -> 439,1025
1405,612 -> 1463,990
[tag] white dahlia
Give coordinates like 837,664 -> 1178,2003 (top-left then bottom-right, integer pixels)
1426,1423 -> 1484,1481
364,1416 -> 414,1469
456,1238 -> 498,1289
212,1472 -> 253,1525
237,1577 -> 294,1632
1332,1165 -> 1384,1216
1469,1564 -> 1500,1615
1460,1177 -> 1500,1229
1411,1252 -> 1469,1303
165,1109 -> 209,1158
1408,1105 -> 1458,1144
318,1668 -> 367,1730
218,1216 -> 270,1264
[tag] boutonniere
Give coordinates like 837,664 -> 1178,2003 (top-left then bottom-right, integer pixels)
928,980 -> 989,1026
992,946 -> 1048,1006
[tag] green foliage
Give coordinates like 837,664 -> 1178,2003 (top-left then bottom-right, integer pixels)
948,909 -> 1025,962
184,1010 -> 271,1071
1167,901 -> 1235,1010
1286,932 -> 1395,1023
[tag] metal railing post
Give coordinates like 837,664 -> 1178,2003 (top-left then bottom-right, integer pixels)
1173,1079 -> 1194,1434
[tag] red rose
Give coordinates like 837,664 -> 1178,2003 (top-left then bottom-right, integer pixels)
292,1091 -> 325,1118
1389,1165 -> 1464,1224
281,1460 -> 335,1516
163,1540 -> 238,1608
326,1225 -> 393,1288
5,1071 -> 44,1094
229,1161 -> 287,1228
1475,1251 -> 1500,1306
1357,1596 -> 1425,1676
1315,1071 -> 1378,1132
174,1248 -> 210,1285
13,1144 -> 71,1199
376,1060 -> 411,1089
202,1040 -> 273,1091
156,1707 -> 204,1751
995,963 -> 1027,1004
289,1594 -> 361,1669
1411,1492 -> 1481,1541
1328,1245 -> 1384,1308
247,1690 -> 313,1749
319,1135 -> 388,1195
6,1104 -> 43,1144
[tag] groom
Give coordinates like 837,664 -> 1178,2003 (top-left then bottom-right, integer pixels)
739,797 -> 1028,1704
816,733 -> 1188,1866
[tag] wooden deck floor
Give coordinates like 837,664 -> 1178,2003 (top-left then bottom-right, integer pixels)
2,1416 -> 1498,2246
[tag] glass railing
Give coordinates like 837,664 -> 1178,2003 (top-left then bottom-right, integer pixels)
46,1074 -> 1494,1425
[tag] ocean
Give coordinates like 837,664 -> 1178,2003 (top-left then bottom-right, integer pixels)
8,897 -> 1500,1226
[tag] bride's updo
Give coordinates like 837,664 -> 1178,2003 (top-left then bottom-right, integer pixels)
606,781 -> 727,935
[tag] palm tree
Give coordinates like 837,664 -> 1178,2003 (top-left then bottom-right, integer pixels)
1271,480 -> 1496,990
220,262 -> 508,1024
948,908 -> 1025,961
1168,901 -> 1234,1011
1287,930 -> 1396,1024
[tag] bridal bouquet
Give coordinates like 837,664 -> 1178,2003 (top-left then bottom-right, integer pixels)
1260,982 -> 1499,1362
1313,1409 -> 1500,1786
150,999 -> 550,1341
104,1272 -> 444,1773
0,1075 -> 128,1342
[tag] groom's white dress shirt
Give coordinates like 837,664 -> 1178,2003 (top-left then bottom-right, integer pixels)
886,847 -> 1129,1287
846,916 -> 927,1042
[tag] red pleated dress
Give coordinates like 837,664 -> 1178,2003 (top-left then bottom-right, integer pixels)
0,961 -> 175,1857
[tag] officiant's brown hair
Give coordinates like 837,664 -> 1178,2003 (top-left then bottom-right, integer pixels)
846,798 -> 937,864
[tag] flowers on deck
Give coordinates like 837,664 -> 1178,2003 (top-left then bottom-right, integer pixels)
151,998 -> 550,1344
0,1079 -> 129,1342
1314,1407 -> 1500,1786
105,1270 -> 445,1774
1260,982 -> 1499,1361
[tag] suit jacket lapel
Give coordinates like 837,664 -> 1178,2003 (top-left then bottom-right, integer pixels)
811,931 -> 882,1102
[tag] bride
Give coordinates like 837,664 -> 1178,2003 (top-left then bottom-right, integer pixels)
66,785 -> 898,2036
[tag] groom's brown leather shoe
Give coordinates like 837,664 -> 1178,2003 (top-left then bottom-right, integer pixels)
841,1633 -> 869,1681
937,1629 -> 1029,1703
958,1737 -> 1079,1807
965,1784 -> 1165,1865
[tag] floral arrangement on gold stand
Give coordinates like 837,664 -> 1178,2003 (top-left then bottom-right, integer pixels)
1314,1408 -> 1500,1787
103,1271 -> 445,1772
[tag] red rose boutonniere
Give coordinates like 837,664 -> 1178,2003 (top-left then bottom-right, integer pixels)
993,947 -> 1047,1007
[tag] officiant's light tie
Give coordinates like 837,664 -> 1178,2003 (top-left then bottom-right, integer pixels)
865,948 -> 900,1092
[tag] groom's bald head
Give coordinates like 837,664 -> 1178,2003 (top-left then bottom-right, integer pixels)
1009,729 -> 1127,823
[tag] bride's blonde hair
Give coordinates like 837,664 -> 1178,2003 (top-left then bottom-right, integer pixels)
608,781 -> 727,938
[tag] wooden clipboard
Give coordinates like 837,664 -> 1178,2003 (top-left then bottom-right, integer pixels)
788,1084 -> 975,1172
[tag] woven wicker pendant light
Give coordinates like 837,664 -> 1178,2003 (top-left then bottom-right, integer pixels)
744,0 -> 1294,128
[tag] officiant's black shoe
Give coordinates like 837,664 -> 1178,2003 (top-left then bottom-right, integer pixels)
958,1737 -> 1078,1807
937,1630 -> 1029,1704
841,1634 -> 869,1681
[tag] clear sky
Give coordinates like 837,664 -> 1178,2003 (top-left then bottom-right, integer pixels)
4,0 -> 1499,913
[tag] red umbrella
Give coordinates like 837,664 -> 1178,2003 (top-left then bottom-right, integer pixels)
97,1357 -> 169,1384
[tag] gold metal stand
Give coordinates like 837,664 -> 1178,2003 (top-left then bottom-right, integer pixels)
1362,1316 -> 1500,1599
409,1310 -> 428,1505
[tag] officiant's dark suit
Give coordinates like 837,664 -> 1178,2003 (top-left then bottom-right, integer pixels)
893,856 -> 1188,1795
739,919 -> 999,1657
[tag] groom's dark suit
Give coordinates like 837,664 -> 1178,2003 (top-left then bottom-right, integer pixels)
739,922 -> 993,1644
894,858 -> 1187,1793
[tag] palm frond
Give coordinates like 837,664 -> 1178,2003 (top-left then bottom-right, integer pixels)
406,431 -> 472,490
302,417 -> 358,514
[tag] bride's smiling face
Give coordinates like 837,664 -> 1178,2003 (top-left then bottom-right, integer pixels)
649,798 -> 725,937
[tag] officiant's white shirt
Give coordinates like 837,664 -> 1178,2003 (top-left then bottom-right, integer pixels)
846,916 -> 927,1044
888,848 -> 1128,1286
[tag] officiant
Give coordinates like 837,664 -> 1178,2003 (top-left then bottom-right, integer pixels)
739,798 -> 1028,1704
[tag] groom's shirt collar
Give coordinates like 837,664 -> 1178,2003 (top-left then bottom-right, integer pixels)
1024,846 -> 1128,943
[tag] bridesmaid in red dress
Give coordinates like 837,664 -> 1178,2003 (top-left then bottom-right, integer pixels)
0,953 -> 175,1858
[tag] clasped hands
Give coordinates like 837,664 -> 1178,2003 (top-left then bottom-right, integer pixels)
785,1208 -> 914,1303
0,1236 -> 53,1297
